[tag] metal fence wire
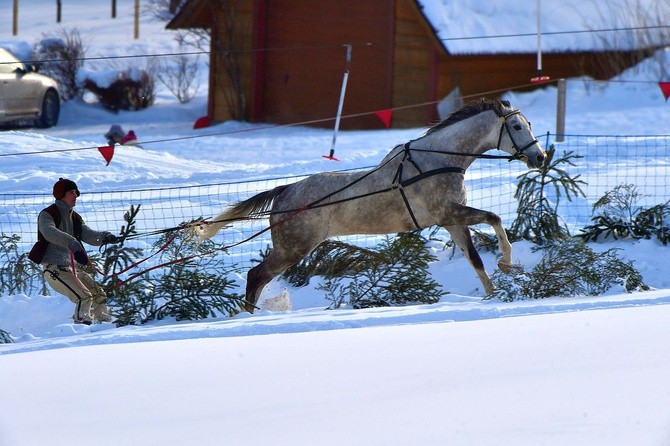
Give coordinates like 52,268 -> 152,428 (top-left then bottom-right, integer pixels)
1,133 -> 669,268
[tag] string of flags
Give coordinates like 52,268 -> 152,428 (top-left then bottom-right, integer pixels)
94,82 -> 670,166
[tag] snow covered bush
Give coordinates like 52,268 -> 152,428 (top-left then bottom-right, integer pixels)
313,232 -> 445,309
0,328 -> 12,344
32,27 -> 85,101
81,67 -> 155,111
0,234 -> 46,296
97,206 -> 243,326
579,184 -> 670,245
508,145 -> 586,245
155,51 -> 200,103
491,238 -> 647,301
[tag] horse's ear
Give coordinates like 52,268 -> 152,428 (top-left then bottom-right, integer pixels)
494,98 -> 510,110
493,98 -> 511,117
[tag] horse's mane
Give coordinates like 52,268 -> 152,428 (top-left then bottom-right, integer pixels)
426,98 -> 509,135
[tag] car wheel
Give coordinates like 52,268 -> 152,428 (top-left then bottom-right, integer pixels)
35,90 -> 60,128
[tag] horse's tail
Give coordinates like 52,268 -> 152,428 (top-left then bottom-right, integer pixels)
195,184 -> 290,240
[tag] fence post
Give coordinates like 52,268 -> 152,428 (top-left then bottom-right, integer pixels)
556,78 -> 566,142
12,0 -> 18,35
134,0 -> 139,39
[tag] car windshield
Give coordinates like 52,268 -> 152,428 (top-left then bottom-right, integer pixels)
0,49 -> 25,74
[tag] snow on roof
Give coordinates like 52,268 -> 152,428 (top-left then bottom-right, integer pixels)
417,0 -> 670,54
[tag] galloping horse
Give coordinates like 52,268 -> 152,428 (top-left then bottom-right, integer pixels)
195,98 -> 546,313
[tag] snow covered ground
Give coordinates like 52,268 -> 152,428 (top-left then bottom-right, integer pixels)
1,1 -> 670,445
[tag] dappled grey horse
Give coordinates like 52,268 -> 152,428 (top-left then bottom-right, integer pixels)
195,98 -> 546,313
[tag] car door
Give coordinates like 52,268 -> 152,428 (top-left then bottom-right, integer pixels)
0,49 -> 41,117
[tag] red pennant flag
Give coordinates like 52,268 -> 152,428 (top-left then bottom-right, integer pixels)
375,109 -> 393,129
658,82 -> 670,101
98,145 -> 115,166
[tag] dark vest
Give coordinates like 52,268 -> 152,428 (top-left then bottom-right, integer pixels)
28,203 -> 83,264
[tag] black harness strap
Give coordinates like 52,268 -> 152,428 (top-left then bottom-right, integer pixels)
393,142 -> 466,230
400,166 -> 466,188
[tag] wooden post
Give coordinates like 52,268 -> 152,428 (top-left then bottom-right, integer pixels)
13,0 -> 19,36
57,0 -> 62,23
111,0 -> 116,18
134,0 -> 139,39
556,79 -> 566,142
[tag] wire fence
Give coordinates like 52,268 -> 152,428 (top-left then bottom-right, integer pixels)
1,133 -> 669,268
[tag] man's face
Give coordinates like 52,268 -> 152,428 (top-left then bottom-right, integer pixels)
62,189 -> 78,207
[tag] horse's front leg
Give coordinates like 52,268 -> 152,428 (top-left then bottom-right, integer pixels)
442,204 -> 513,273
445,225 -> 495,294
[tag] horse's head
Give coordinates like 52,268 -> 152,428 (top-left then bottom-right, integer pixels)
493,99 -> 546,168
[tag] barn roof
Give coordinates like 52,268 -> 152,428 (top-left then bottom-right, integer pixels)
417,0 -> 670,54
166,0 -> 211,29
167,0 -> 670,54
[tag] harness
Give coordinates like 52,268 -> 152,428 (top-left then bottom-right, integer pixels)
392,142 -> 465,229
393,107 -> 539,229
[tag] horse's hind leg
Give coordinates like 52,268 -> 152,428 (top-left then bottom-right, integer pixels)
446,225 -> 494,295
244,248 -> 307,313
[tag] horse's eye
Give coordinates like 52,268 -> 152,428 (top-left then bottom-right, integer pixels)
514,124 -> 522,131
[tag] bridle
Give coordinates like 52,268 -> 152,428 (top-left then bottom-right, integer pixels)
495,108 -> 539,161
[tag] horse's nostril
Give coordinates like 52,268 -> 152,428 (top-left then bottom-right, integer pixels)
537,152 -> 545,162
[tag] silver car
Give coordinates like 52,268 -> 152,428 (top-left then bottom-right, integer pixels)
0,48 -> 60,128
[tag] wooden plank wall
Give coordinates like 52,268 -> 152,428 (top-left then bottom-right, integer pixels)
260,0 -> 394,129
392,0 -> 437,128
210,0 -> 255,122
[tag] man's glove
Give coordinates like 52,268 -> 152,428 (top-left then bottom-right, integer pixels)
68,240 -> 89,266
103,232 -> 121,244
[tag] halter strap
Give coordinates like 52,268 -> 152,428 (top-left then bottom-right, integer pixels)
497,109 -> 539,157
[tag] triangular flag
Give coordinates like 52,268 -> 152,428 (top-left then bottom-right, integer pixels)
193,116 -> 212,129
375,109 -> 393,129
98,145 -> 115,166
659,82 -> 670,101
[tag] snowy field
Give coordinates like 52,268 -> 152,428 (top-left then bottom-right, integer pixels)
1,1 -> 670,445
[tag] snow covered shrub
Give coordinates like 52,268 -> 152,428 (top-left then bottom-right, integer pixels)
0,234 -> 46,296
0,328 -> 12,344
82,67 -> 155,111
276,240 -> 380,287
508,145 -> 586,245
156,51 -> 199,103
491,238 -> 647,301
137,230 -> 243,322
32,27 -> 85,101
313,232 -> 445,309
99,206 -> 243,326
579,184 -> 670,245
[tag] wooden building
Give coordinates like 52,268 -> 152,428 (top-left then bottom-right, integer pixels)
167,0 -> 652,129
